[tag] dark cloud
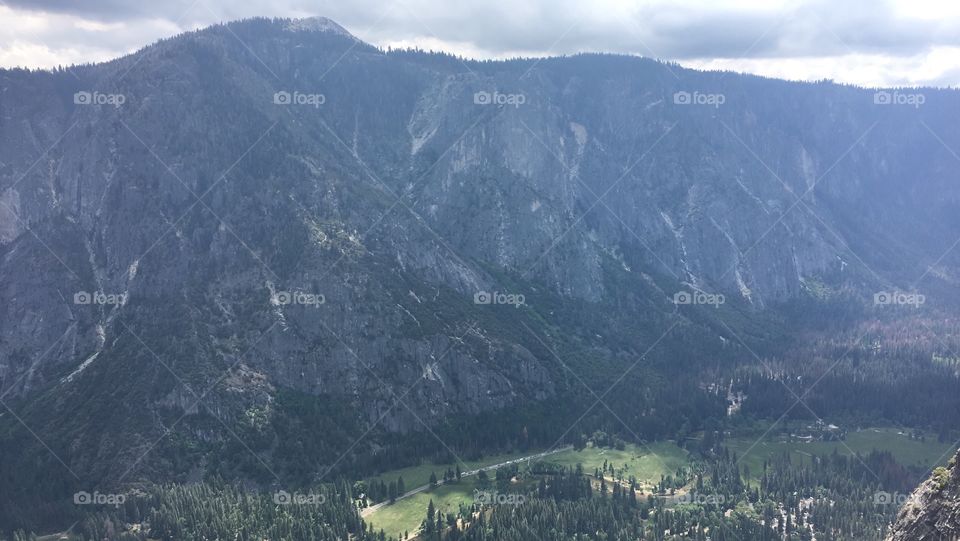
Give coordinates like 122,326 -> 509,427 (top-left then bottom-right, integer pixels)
0,0 -> 198,21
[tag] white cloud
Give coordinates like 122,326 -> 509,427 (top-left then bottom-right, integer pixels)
0,5 -> 181,69
683,46 -> 960,88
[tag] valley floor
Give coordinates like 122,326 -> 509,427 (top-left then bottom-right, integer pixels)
362,426 -> 953,539
363,442 -> 689,538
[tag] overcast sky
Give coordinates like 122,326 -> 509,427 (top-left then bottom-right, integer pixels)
2,0 -> 959,88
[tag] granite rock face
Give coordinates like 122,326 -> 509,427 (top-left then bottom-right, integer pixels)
1,17 -> 959,482
887,451 -> 960,541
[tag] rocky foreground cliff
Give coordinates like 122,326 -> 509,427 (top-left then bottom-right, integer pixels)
887,450 -> 960,541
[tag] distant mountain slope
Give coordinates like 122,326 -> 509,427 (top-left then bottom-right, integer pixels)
1,15 -> 960,531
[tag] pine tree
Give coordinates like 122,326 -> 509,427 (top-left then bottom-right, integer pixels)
425,499 -> 436,533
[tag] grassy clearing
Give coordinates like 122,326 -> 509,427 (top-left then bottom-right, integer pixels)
366,448 -> 546,491
726,427 -> 954,479
365,478 -> 479,539
546,441 -> 690,486
364,442 -> 691,538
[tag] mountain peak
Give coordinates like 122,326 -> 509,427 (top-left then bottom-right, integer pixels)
284,16 -> 356,39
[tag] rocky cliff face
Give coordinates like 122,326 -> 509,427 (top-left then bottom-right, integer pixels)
1,16 -> 960,496
887,451 -> 960,541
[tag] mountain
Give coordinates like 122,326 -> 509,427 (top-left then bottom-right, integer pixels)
887,449 -> 960,540
2,15 -> 960,532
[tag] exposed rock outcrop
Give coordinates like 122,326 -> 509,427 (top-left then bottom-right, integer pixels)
887,450 -> 960,541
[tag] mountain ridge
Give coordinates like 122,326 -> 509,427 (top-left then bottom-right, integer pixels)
2,15 -> 960,532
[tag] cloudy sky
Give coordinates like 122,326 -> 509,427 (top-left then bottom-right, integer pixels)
2,0 -> 959,88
